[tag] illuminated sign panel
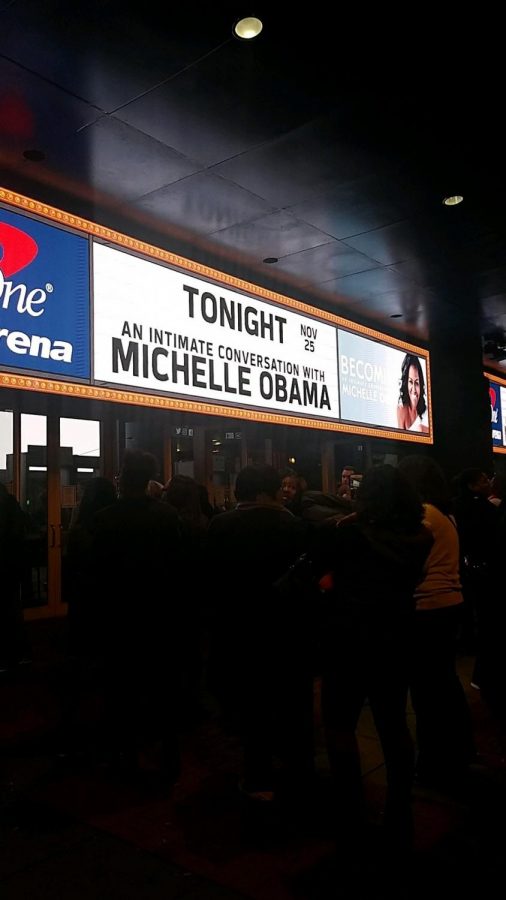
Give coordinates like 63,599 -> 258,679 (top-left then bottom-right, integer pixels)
93,244 -> 340,420
0,208 -> 90,378
339,330 -> 430,434
1,189 -> 432,441
486,373 -> 506,452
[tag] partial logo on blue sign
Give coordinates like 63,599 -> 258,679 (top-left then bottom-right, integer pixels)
0,208 -> 90,378
489,380 -> 503,447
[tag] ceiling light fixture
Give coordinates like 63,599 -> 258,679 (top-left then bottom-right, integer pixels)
233,16 -> 263,40
443,195 -> 463,206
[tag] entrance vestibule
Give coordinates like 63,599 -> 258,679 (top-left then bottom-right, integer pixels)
1,391 -> 386,619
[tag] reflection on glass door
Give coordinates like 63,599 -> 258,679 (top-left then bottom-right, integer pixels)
60,417 -> 101,605
20,414 -> 48,608
0,410 -> 14,490
207,428 -> 243,510
5,413 -> 105,616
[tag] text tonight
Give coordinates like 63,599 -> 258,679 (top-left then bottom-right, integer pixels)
183,284 -> 287,343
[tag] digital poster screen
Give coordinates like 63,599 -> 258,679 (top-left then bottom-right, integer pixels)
487,374 -> 506,452
338,329 -> 430,434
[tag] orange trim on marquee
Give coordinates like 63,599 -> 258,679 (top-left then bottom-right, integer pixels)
485,370 -> 506,387
0,371 -> 433,443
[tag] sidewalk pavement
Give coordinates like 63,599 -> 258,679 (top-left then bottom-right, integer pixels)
1,620 -> 505,899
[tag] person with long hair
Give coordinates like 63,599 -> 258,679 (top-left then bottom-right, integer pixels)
398,455 -> 475,784
312,465 -> 432,847
397,354 -> 429,433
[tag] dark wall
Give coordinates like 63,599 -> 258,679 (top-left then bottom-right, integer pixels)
430,311 -> 492,480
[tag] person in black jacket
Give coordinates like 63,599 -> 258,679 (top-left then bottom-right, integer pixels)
206,465 -> 310,800
89,450 -> 182,782
453,468 -> 501,702
0,484 -> 28,671
65,477 -> 117,659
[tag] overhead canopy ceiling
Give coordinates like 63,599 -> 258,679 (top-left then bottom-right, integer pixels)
2,2 -> 506,369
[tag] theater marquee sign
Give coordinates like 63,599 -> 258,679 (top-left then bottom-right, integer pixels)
1,188 -> 432,442
93,243 -> 340,419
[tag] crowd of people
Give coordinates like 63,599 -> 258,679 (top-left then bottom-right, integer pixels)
1,450 -> 505,853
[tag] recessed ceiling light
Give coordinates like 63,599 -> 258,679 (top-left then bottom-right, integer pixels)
443,195 -> 463,206
263,257 -> 278,264
23,149 -> 45,161
390,313 -> 403,318
233,16 -> 263,40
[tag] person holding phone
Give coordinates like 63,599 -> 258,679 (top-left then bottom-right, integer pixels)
337,465 -> 355,501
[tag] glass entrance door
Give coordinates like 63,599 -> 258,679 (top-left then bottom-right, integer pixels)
0,410 -> 14,491
3,411 -> 104,618
20,413 -> 50,612
59,417 -> 102,606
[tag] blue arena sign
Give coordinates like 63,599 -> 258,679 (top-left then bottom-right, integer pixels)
0,208 -> 90,378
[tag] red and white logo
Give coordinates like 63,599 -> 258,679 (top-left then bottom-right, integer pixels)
0,222 -> 38,278
0,216 -> 77,367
